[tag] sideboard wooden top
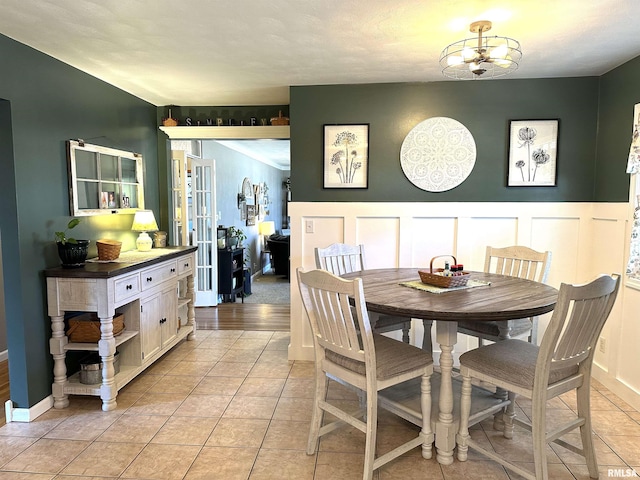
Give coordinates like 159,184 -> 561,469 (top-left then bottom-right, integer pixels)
44,246 -> 198,279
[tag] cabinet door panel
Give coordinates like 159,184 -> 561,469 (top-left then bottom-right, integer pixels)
140,293 -> 162,360
161,286 -> 178,348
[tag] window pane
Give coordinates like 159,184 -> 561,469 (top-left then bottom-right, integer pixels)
121,184 -> 139,208
78,181 -> 99,209
100,183 -> 119,209
100,154 -> 118,181
122,157 -> 137,183
75,150 -> 98,179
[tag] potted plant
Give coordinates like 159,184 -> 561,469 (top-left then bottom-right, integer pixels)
227,226 -> 246,249
55,218 -> 90,267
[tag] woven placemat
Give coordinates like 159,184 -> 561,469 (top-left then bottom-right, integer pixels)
400,279 -> 491,294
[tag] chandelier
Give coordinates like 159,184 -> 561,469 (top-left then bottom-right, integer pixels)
439,20 -> 521,80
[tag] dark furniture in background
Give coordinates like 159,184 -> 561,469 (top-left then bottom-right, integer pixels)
218,248 -> 244,302
267,234 -> 290,279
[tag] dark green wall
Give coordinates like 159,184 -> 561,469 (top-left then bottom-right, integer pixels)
595,55 -> 640,200
290,78 -> 603,202
0,34 -> 158,408
0,100 -> 18,355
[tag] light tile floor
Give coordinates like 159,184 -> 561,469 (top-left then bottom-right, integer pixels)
0,330 -> 639,479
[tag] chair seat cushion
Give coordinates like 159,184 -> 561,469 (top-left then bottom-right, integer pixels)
459,339 -> 579,390
326,334 -> 432,381
457,318 -> 532,339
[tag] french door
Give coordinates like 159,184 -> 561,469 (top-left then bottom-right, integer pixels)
171,150 -> 217,306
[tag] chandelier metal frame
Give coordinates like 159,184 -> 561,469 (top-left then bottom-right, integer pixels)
439,20 -> 522,80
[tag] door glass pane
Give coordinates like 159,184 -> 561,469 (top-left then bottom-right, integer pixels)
100,154 -> 118,181
204,166 -> 212,190
75,150 -> 98,179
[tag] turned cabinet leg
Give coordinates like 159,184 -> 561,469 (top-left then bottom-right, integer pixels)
50,314 -> 69,409
99,316 -> 117,412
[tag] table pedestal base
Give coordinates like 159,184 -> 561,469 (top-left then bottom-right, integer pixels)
378,373 -> 508,464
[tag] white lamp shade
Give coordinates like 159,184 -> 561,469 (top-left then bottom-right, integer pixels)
259,221 -> 276,237
132,210 -> 158,252
131,210 -> 159,232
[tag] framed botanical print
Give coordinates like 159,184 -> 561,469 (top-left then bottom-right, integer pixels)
507,119 -> 559,187
246,204 -> 256,226
323,124 -> 369,188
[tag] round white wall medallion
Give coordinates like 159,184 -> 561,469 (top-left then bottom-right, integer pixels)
400,117 -> 476,192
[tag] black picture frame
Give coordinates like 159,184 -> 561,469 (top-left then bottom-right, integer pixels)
323,124 -> 369,189
507,119 -> 559,187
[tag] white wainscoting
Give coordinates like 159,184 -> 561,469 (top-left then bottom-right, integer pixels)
288,201 -> 640,410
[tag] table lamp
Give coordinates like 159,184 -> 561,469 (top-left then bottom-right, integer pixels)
259,221 -> 276,249
131,210 -> 159,251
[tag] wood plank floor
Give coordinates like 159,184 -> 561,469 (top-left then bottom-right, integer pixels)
195,303 -> 290,331
0,359 -> 8,428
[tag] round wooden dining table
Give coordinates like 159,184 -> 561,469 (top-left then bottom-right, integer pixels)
341,268 -> 558,465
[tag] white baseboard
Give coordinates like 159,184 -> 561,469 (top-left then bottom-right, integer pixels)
592,365 -> 640,412
0,350 -> 7,362
4,395 -> 53,423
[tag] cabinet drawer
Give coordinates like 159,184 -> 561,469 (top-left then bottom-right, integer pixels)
114,273 -> 141,303
141,260 -> 178,290
178,255 -> 194,276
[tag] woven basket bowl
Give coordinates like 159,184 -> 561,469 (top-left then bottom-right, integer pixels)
96,239 -> 122,261
418,254 -> 470,288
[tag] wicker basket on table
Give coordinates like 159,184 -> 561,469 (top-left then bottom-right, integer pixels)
67,313 -> 125,343
418,255 -> 470,288
96,239 -> 122,261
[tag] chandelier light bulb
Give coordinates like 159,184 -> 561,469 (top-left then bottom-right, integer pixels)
490,44 -> 508,59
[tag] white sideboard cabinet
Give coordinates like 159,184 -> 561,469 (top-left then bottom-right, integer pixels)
45,246 -> 197,411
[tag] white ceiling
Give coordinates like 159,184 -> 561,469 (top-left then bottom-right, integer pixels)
216,139 -> 291,170
2,0 -> 639,168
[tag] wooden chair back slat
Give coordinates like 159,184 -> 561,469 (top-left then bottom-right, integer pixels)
298,268 -> 371,363
538,274 -> 619,375
315,243 -> 367,275
484,245 -> 551,283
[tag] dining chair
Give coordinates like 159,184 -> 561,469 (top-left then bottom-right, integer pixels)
297,267 -> 434,480
315,243 -> 412,343
457,245 -> 552,346
456,273 -> 620,480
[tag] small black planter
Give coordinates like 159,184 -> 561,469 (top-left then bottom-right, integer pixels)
57,240 -> 90,268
